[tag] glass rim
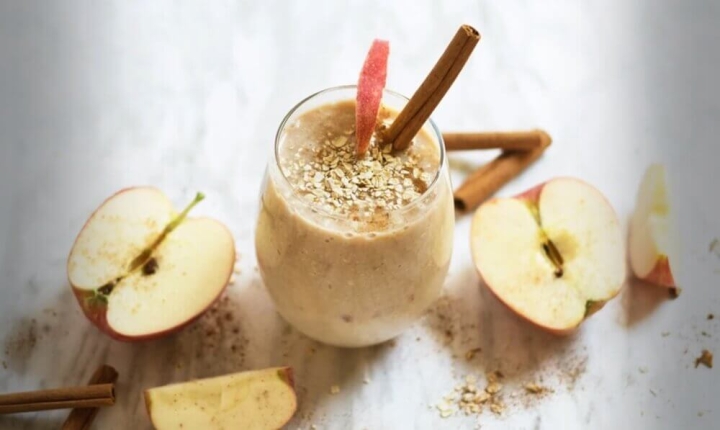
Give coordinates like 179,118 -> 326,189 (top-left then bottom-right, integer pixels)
272,84 -> 447,220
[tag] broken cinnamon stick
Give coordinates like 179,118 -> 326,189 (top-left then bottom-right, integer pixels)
386,25 -> 480,151
443,130 -> 549,152
62,365 -> 119,430
453,133 -> 552,212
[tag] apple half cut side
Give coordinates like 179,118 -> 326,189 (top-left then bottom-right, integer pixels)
144,367 -> 297,430
470,177 -> 626,335
629,164 -> 679,290
67,187 -> 235,341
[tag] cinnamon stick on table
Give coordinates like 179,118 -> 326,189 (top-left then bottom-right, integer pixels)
443,130 -> 549,152
385,25 -> 480,151
0,383 -> 115,415
62,365 -> 119,430
453,132 -> 552,212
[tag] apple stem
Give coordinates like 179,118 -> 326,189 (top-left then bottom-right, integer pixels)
166,192 -> 205,235
128,192 -> 205,272
86,289 -> 109,308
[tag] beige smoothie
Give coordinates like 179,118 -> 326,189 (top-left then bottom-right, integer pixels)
255,87 -> 454,347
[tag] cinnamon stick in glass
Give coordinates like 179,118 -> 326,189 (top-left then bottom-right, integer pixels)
453,133 -> 552,212
443,130 -> 549,152
386,25 -> 480,151
62,365 -> 119,430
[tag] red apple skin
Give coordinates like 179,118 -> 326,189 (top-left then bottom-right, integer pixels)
515,181 -> 545,204
476,277 -> 592,336
71,282 -> 230,343
279,367 -> 295,390
473,177 -> 622,336
68,203 -> 236,342
275,366 -> 298,428
640,255 -> 676,288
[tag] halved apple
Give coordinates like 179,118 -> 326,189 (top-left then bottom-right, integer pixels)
67,187 -> 235,341
144,367 -> 297,430
629,164 -> 678,288
470,177 -> 626,334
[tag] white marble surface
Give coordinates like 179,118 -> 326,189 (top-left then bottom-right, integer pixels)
1,1 -> 719,429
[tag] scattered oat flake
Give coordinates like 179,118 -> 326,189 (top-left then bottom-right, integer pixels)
330,385 -> 340,394
465,347 -> 481,361
485,382 -> 502,395
435,371 -> 512,418
489,401 -> 505,416
695,350 -> 713,369
524,383 -> 548,394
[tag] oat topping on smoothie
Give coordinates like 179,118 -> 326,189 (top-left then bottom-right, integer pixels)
279,101 -> 439,218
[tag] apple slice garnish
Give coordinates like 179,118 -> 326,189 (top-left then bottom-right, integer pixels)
144,367 -> 297,430
470,177 -> 626,334
67,187 -> 235,341
355,39 -> 390,156
629,164 -> 679,289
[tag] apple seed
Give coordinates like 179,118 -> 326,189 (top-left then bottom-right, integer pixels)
142,258 -> 159,276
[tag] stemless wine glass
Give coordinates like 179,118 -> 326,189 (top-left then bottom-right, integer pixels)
255,86 -> 454,348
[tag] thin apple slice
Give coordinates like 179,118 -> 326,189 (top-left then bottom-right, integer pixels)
629,164 -> 678,287
355,39 -> 389,156
471,178 -> 626,334
144,367 -> 297,430
107,217 -> 235,337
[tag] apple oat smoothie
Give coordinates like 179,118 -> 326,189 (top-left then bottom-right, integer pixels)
255,87 -> 454,347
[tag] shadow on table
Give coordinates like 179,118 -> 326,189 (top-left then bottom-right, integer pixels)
620,276 -> 673,328
0,414 -> 65,430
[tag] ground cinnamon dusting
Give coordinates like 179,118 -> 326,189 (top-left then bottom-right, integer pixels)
186,294 -> 247,368
3,318 -> 38,365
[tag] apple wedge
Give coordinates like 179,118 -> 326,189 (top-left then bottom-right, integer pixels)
470,177 -> 626,334
67,187 -> 235,341
629,164 -> 678,289
144,367 -> 297,430
355,38 -> 389,156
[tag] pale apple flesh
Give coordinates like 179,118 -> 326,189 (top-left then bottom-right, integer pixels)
144,367 -> 297,430
67,187 -> 175,290
629,164 -> 677,288
67,187 -> 235,340
471,178 -> 626,333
